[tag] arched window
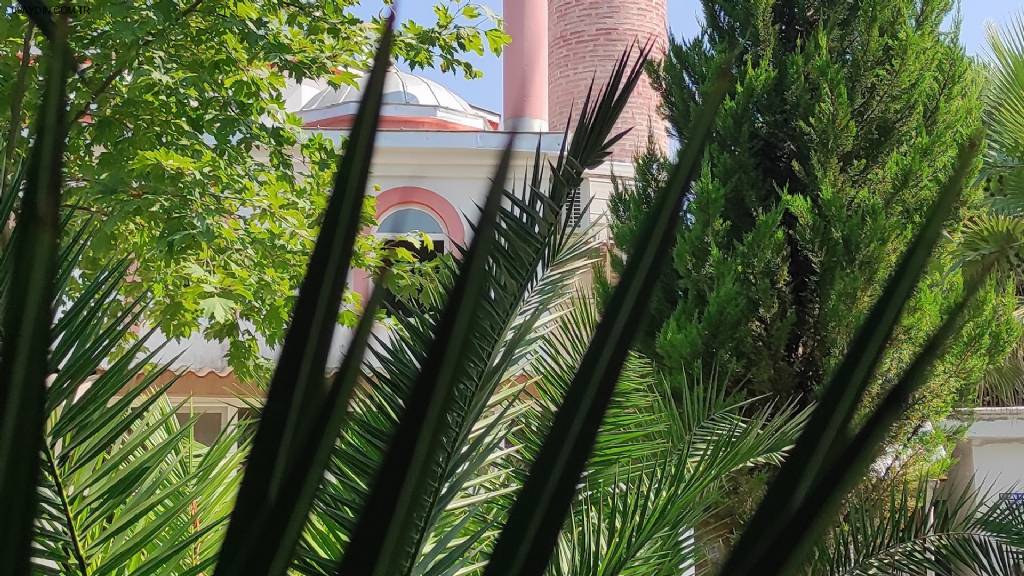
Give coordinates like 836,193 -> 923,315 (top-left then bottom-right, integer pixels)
378,208 -> 445,235
376,207 -> 447,257
375,207 -> 447,317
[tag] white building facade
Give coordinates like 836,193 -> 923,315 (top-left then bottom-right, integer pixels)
146,0 -> 670,442
947,409 -> 1024,506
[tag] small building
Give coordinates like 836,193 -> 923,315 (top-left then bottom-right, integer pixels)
946,408 -> 1024,506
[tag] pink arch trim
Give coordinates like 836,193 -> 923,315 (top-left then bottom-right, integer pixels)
374,186 -> 465,246
352,186 -> 466,300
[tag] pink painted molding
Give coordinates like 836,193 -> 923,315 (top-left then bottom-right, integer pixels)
374,186 -> 466,245
352,186 -> 466,299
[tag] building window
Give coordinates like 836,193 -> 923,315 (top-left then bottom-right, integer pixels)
376,207 -> 447,315
377,208 -> 447,249
171,400 -> 255,448
175,411 -> 224,447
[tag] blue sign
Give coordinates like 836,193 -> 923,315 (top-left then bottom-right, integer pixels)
999,492 -> 1024,505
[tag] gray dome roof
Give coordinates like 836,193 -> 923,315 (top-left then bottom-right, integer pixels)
302,69 -> 478,114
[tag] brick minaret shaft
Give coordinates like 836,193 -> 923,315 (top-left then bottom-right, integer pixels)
547,0 -> 669,161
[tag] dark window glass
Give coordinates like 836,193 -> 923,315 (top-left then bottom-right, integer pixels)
378,209 -> 445,234
175,411 -> 223,447
235,407 -> 259,442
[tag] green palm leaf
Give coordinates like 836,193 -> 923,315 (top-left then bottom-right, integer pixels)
958,214 -> 1024,279
0,16 -> 70,572
978,338 -> 1024,406
806,480 -> 1023,576
0,16 -> 242,575
298,45 -> 653,576
26,224 -> 245,575
484,60 -> 733,576
524,297 -> 808,576
214,14 -> 397,576
987,16 -> 1024,192
335,138 -> 512,576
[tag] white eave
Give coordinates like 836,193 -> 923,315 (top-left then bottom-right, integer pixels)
297,102 -> 495,131
945,407 -> 1024,440
302,128 -> 566,155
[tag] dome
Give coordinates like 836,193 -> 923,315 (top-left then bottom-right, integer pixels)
296,69 -> 499,131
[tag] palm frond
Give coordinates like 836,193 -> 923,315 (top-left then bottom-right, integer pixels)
0,26 -> 241,573
298,46 -> 653,576
0,16 -> 71,571
973,16 -> 1024,276
335,132 -> 513,576
957,214 -> 1024,279
806,480 -> 1024,576
526,298 -> 807,576
979,337 -> 1024,407
25,218 -> 245,575
214,15 -> 395,576
987,16 -> 1024,189
485,61 -> 732,576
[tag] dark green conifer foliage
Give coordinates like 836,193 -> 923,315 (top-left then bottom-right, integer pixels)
603,139 -> 673,356
611,0 -> 1019,420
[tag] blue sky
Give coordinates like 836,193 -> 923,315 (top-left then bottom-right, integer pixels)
362,1 -> 1024,112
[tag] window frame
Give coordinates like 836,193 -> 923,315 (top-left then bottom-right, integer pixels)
375,205 -> 449,255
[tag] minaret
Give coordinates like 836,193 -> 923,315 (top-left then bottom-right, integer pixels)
502,0 -> 549,132
547,0 -> 669,161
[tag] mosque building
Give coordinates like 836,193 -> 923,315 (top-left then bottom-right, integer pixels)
132,0 -> 1024,518
147,0 -> 671,441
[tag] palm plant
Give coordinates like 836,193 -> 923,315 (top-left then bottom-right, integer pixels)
4,4 -> 1023,576
0,16 -> 241,576
523,297 -> 808,575
804,480 -> 1023,576
958,15 -> 1024,406
27,228 -> 244,576
978,342 -> 1024,407
282,36 -> 783,576
288,57 -> 642,576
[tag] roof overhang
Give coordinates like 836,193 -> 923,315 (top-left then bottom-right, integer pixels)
298,103 -> 500,131
302,128 -> 566,154
945,407 -> 1024,441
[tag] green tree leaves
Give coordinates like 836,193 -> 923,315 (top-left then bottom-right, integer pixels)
619,0 -> 1019,442
0,1 -> 509,379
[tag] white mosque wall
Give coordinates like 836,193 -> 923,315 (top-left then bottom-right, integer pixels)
584,159 -> 635,241
330,131 -> 569,232
148,318 -> 396,383
151,129 -> 633,380
361,134 -> 635,245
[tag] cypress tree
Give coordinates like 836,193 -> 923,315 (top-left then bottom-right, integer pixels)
610,0 -> 1019,424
